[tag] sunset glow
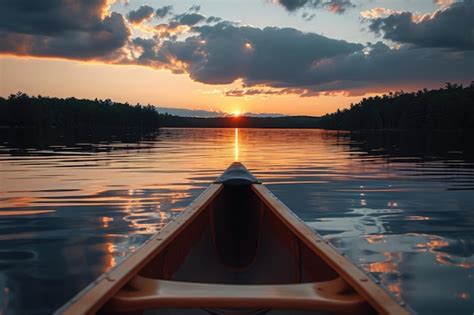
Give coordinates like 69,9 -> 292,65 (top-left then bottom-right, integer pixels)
234,128 -> 239,162
0,1 -> 470,116
0,0 -> 471,308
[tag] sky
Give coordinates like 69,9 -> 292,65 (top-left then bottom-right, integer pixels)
0,0 -> 472,116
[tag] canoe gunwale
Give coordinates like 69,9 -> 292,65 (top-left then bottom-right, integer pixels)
55,183 -> 224,315
251,183 -> 410,315
56,162 -> 411,315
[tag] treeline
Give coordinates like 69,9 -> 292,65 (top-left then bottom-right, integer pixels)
0,92 -> 321,130
0,92 -> 161,131
3,83 -> 473,132
317,83 -> 474,130
159,114 -> 320,128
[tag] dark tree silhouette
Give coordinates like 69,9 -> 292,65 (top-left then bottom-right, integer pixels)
317,82 -> 474,131
2,83 -> 473,131
0,93 -> 161,131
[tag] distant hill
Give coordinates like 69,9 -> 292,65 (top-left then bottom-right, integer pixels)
317,83 -> 474,131
159,115 -> 320,128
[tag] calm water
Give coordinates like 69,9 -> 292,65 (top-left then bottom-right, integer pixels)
0,128 -> 473,314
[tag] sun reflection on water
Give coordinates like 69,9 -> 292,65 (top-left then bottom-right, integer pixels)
104,243 -> 117,271
415,235 -> 474,269
1,128 -> 473,314
234,128 -> 239,162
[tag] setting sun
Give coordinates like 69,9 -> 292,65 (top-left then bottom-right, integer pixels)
233,110 -> 241,117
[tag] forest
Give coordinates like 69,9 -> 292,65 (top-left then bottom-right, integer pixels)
0,92 -> 321,129
0,92 -> 161,131
1,83 -> 473,131
317,83 -> 474,131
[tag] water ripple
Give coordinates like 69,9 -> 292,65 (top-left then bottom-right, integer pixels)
0,128 -> 473,314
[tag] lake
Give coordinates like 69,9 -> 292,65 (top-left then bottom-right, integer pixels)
0,128 -> 473,314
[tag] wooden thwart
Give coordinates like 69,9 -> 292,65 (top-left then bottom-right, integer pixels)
105,276 -> 369,314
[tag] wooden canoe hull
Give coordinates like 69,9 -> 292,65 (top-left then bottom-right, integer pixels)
56,163 -> 409,315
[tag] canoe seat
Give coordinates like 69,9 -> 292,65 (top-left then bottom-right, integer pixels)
104,276 -> 370,314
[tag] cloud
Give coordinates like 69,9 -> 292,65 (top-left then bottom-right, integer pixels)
0,0 -> 129,60
304,42 -> 474,94
0,1 -> 472,98
301,12 -> 316,21
173,13 -> 206,26
153,23 -> 190,39
225,88 -> 300,97
129,37 -> 162,65
366,0 -> 474,50
132,22 -> 473,95
324,0 -> 355,14
434,0 -> 455,7
360,8 -> 402,20
206,16 -> 223,23
272,0 -> 355,14
222,41 -> 473,97
156,5 -> 173,19
275,0 -> 313,11
189,5 -> 201,13
147,9 -> 209,39
127,5 -> 155,24
153,23 -> 363,85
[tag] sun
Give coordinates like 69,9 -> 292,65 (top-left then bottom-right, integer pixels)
233,110 -> 241,117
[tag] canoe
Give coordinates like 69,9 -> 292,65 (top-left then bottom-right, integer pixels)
56,162 -> 409,315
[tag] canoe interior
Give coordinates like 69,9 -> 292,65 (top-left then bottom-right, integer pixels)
98,185 -> 375,315
139,185 -> 338,285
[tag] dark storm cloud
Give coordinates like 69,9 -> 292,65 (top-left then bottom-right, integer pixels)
173,13 -> 206,26
153,23 -> 363,84
132,21 -> 473,95
229,43 -> 474,96
276,0 -> 310,11
0,0 -> 129,60
131,37 -> 161,64
273,0 -> 355,14
206,16 -> 223,24
303,42 -> 474,94
127,5 -> 155,24
367,0 -> 474,50
156,5 -> 173,19
189,5 -> 201,13
0,1 -> 471,96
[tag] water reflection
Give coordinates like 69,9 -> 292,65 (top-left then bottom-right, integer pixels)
0,128 -> 473,314
234,128 -> 239,162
